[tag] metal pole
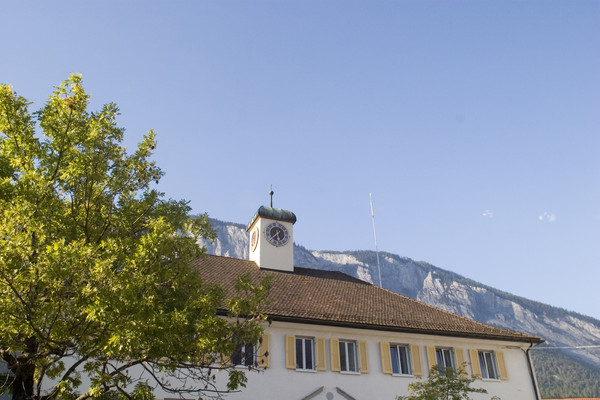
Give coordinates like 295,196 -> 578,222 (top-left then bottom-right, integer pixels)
370,193 -> 382,288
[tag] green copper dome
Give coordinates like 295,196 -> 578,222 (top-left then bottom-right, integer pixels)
246,206 -> 297,231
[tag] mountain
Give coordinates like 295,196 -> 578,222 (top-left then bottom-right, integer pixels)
199,218 -> 600,398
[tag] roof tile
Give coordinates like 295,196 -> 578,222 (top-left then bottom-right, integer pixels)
194,255 -> 542,343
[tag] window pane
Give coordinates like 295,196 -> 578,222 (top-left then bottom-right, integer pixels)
296,338 -> 303,369
443,349 -> 454,368
398,346 -> 410,375
232,345 -> 242,365
485,354 -> 494,378
305,339 -> 313,369
232,342 -> 255,366
295,338 -> 316,370
479,352 -> 488,379
339,340 -> 358,372
339,342 -> 347,371
390,347 -> 400,374
479,351 -> 499,379
348,342 -> 356,372
436,349 -> 446,374
485,352 -> 498,379
244,343 -> 254,366
436,348 -> 454,375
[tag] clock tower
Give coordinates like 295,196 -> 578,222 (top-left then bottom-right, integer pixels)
246,205 -> 297,272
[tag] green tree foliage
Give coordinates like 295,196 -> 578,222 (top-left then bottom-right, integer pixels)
397,365 -> 489,400
0,74 -> 271,400
531,348 -> 600,398
0,152 -> 12,200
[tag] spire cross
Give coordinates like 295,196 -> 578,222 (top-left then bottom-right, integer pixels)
269,186 -> 274,208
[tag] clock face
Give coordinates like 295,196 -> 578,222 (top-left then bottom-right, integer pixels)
250,228 -> 259,251
264,221 -> 289,247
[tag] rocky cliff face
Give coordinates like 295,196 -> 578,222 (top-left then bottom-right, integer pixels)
199,218 -> 600,369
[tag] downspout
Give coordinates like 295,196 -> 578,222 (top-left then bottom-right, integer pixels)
524,341 -> 542,400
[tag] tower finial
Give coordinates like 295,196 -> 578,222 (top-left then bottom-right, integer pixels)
269,185 -> 274,208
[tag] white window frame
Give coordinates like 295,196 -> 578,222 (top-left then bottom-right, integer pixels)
435,347 -> 455,374
390,344 -> 412,375
479,351 -> 499,380
296,337 -> 316,370
339,340 -> 359,373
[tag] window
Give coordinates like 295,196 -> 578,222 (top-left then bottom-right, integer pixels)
469,349 -> 506,381
333,339 -> 368,374
296,337 -> 316,370
390,344 -> 412,375
286,335 -> 325,371
478,351 -> 499,380
382,343 -> 422,377
339,340 -> 359,373
231,334 -> 270,369
435,348 -> 455,374
232,341 -> 256,367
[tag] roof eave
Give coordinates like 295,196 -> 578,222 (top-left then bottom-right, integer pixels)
216,308 -> 543,345
270,314 -> 544,344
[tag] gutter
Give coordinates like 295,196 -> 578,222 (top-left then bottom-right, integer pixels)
215,309 -> 544,344
257,314 -> 544,344
524,341 -> 542,400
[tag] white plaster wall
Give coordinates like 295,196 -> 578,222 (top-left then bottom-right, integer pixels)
248,218 -> 294,272
26,320 -> 537,400
208,321 -> 539,400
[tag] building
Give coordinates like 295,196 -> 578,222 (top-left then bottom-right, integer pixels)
195,205 -> 544,400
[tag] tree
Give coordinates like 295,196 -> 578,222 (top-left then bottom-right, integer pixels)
0,74 -> 271,400
397,365 -> 490,400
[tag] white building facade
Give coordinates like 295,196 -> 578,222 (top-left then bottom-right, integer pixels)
223,321 -> 539,400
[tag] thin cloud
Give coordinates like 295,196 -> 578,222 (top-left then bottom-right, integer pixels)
482,210 -> 494,218
539,212 -> 557,223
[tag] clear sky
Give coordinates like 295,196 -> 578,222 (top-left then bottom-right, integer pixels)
2,1 -> 599,319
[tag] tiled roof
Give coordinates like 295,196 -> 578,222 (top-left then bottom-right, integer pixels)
194,255 -> 543,344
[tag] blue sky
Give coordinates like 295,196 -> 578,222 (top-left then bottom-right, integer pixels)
2,1 -> 599,319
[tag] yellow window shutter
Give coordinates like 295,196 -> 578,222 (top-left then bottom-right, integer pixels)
257,333 -> 270,368
316,337 -> 327,371
496,351 -> 508,380
380,342 -> 392,375
469,349 -> 482,379
358,341 -> 369,374
426,346 -> 437,374
454,348 -> 466,377
410,344 -> 423,376
285,335 -> 296,370
220,352 -> 231,367
330,338 -> 341,372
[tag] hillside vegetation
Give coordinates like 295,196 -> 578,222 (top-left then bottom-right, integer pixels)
532,348 -> 600,399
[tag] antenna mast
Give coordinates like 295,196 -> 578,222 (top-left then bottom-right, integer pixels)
370,193 -> 382,288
